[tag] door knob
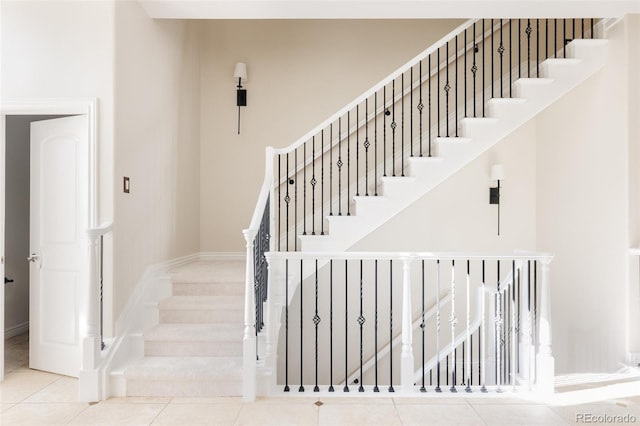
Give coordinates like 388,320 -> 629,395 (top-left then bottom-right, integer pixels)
27,253 -> 39,263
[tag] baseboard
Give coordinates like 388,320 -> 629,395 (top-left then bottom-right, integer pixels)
199,252 -> 245,261
4,322 -> 29,339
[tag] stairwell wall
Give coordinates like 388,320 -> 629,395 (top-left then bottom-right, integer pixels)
536,16 -> 634,374
113,1 -> 202,331
199,19 -> 463,253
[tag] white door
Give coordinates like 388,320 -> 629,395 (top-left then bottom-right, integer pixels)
29,115 -> 88,377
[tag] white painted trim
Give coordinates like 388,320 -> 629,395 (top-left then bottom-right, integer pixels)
4,322 -> 29,340
139,0 -> 639,19
198,252 -> 246,261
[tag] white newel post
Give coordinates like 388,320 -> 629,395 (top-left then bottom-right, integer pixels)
401,257 -> 414,392
79,230 -> 101,401
536,258 -> 555,394
242,229 -> 257,402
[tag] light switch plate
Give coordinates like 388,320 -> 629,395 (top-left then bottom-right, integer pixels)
123,176 -> 130,193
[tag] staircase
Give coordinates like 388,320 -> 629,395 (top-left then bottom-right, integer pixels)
123,259 -> 245,397
243,17 -> 612,400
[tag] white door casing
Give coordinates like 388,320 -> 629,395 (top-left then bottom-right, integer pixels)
29,115 -> 89,378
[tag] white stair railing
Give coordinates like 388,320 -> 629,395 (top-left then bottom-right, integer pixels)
247,252 -> 552,399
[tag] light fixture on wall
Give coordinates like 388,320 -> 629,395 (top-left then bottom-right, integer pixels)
234,62 -> 248,135
490,164 -> 505,236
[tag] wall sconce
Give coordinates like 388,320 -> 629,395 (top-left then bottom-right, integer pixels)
234,62 -> 248,134
490,164 -> 505,236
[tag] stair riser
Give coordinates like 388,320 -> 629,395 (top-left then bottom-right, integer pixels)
159,309 -> 244,324
144,341 -> 242,357
126,380 -> 242,397
172,283 -> 244,296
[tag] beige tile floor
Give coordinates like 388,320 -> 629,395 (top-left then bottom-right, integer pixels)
2,333 -> 640,425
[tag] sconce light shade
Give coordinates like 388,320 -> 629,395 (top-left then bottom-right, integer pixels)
234,62 -> 248,82
491,164 -> 505,181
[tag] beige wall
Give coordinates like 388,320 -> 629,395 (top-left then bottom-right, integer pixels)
199,19 -> 463,252
353,121 -> 538,252
113,1 -> 201,320
535,19 -> 631,373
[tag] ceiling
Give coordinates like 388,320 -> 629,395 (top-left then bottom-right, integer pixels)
138,0 -> 640,19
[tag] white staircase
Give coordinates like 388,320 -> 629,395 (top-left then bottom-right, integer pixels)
123,259 -> 245,397
299,39 -> 607,253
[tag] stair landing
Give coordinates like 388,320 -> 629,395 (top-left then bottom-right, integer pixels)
123,258 -> 245,397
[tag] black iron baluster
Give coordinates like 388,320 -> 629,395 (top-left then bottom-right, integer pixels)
573,18 -> 576,40
428,54 -> 432,156
389,259 -> 395,392
374,259 -> 380,392
482,20 -> 486,117
347,111 -> 351,215
446,354 -> 449,386
384,86 -> 387,177
450,259 -> 457,393
410,66 -> 414,157
555,19 -> 558,58
509,19 -> 512,98
358,259 -> 365,392
533,260 -> 538,383
365,100 -> 370,196
546,19 -> 549,61
464,29 -> 467,118
437,47 -> 441,137
499,19 -> 503,98
284,259 -> 289,391
465,259 -> 472,392
420,259 -> 426,392
491,19 -> 494,99
338,118 -> 343,216
285,154 -> 290,251
496,260 -> 501,391
436,259 -> 442,392
392,79 -> 396,177
470,333 -> 473,387
419,60 -> 424,156
527,19 -> 532,78
582,18 -> 585,39
472,23 -> 477,117
564,19 -> 567,58
591,18 -> 594,39
321,130 -> 325,235
311,138 -> 316,235
329,259 -> 335,392
519,19 -> 522,78
481,260 -> 487,392
445,40 -> 450,137
344,259 -> 349,392
356,105 -> 360,197
374,93 -> 378,195
401,72 -> 405,175
299,259 -> 304,391
455,34 -> 458,137
537,19 -> 540,77
314,259 -> 320,392
330,124 -> 333,216
462,343 -> 465,387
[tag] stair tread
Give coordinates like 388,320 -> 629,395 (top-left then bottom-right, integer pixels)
159,295 -> 244,310
169,260 -> 245,284
144,323 -> 243,342
125,356 -> 242,380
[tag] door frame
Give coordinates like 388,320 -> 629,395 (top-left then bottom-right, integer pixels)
0,98 -> 98,381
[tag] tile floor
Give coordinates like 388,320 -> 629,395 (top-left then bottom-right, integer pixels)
2,333 -> 640,425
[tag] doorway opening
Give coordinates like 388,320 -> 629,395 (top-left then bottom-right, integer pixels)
3,115 -> 70,375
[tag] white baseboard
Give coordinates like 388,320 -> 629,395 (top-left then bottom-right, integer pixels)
199,252 -> 245,261
4,322 -> 29,339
